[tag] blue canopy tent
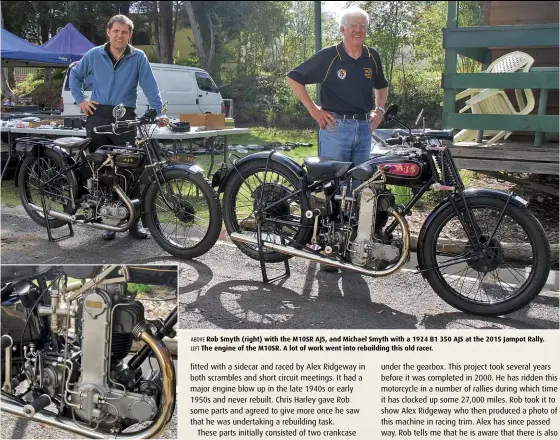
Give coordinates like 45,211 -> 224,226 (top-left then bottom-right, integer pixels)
40,23 -> 95,62
1,28 -> 70,67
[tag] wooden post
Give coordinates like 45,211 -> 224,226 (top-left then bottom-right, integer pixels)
315,1 -> 322,152
534,88 -> 548,147
443,2 -> 459,130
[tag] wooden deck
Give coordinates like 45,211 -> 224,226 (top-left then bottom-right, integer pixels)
450,140 -> 559,175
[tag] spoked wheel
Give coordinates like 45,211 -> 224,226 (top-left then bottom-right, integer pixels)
222,158 -> 311,263
143,169 -> 222,259
17,149 -> 77,228
420,196 -> 550,316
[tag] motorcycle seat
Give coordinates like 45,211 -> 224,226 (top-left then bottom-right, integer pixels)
303,157 -> 353,181
53,137 -> 91,150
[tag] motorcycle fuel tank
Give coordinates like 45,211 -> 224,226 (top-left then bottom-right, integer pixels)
356,154 -> 431,187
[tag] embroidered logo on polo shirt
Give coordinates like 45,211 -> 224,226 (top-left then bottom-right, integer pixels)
337,69 -> 347,80
364,68 -> 372,79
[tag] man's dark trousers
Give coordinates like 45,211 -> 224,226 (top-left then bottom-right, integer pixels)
85,104 -> 146,239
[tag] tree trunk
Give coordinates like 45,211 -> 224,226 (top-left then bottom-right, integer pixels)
1,69 -> 18,102
116,1 -> 130,16
45,68 -> 52,89
158,1 -> 174,64
152,1 -> 161,62
184,1 -> 210,72
7,68 -> 16,89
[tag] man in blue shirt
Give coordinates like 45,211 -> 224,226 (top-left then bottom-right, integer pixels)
70,14 -> 166,241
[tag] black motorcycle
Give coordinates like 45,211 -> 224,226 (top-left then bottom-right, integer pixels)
214,104 -> 551,317
14,104 -> 222,259
1,264 -> 177,438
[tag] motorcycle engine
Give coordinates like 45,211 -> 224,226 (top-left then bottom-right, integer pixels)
348,185 -> 401,269
70,283 -> 159,429
13,283 -> 161,431
82,149 -> 139,226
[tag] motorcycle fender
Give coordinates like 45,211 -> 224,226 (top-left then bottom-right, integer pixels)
213,151 -> 305,194
415,188 -> 529,277
14,145 -> 76,188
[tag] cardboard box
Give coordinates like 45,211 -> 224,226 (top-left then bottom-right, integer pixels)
205,114 -> 225,129
179,113 -> 226,129
28,119 -> 64,128
179,114 -> 206,127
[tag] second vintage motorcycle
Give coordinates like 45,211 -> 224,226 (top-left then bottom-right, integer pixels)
13,103 -> 222,259
214,104 -> 551,317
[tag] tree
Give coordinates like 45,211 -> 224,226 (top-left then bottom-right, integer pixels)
360,1 -> 418,83
183,1 -> 213,72
412,1 -> 483,74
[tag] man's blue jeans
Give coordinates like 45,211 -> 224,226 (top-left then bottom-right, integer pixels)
319,118 -> 372,189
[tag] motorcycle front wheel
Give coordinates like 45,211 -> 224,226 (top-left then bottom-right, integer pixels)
419,195 -> 550,316
222,158 -> 312,263
142,169 -> 222,259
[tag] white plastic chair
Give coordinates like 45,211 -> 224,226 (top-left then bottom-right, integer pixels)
452,51 -> 536,145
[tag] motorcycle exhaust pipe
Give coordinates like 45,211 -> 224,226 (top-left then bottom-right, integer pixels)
127,321 -> 176,437
1,397 -> 107,438
230,210 -> 410,277
1,324 -> 175,439
28,184 -> 136,232
131,337 -> 177,357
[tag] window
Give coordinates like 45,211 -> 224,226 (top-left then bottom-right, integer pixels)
195,71 -> 219,93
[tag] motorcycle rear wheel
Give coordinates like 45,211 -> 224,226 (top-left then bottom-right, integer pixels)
142,169 -> 222,259
420,196 -> 550,316
222,158 -> 312,263
17,149 -> 78,229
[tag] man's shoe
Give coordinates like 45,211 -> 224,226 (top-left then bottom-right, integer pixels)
103,230 -> 116,241
129,222 -> 149,239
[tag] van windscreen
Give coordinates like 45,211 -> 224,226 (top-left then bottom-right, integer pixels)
195,72 -> 219,93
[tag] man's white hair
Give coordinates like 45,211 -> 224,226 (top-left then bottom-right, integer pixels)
339,6 -> 370,28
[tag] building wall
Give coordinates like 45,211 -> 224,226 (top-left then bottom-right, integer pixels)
135,28 -> 197,63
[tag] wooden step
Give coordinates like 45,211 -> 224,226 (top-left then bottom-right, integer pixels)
450,141 -> 559,175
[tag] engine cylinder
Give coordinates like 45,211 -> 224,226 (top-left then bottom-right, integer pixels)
111,301 -> 145,361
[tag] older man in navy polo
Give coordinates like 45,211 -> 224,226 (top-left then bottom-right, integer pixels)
287,6 -> 388,168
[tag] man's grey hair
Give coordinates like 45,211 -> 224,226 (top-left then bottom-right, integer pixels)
340,6 -> 370,28
107,14 -> 134,32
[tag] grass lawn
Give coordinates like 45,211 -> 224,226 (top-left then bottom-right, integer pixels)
1,179 -> 21,207
1,125 -> 472,212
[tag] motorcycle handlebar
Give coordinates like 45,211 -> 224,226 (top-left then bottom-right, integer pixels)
386,137 -> 404,146
93,124 -> 113,134
93,115 -> 162,134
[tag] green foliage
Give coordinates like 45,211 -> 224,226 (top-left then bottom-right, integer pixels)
386,69 -> 444,128
1,0 -> 485,128
127,283 -> 152,294
14,74 -> 63,96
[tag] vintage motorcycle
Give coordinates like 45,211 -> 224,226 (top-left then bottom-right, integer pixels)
14,103 -> 222,259
214,104 -> 551,317
1,264 -> 177,439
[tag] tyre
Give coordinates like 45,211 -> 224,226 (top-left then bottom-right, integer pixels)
17,149 -> 78,229
419,195 -> 551,316
222,158 -> 311,263
142,169 -> 222,259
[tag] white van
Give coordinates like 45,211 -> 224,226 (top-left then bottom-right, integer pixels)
61,62 -> 225,118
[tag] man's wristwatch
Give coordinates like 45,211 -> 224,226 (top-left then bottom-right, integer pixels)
374,106 -> 386,115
